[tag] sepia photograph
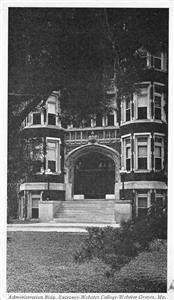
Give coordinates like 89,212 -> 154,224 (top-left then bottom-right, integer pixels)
5,4 -> 170,296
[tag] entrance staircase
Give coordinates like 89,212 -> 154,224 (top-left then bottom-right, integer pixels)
53,200 -> 115,224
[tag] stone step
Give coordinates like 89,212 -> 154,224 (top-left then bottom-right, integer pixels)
53,199 -> 115,224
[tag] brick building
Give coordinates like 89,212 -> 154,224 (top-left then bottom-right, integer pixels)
18,49 -> 168,224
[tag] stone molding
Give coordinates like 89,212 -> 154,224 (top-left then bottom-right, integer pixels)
20,182 -> 65,191
121,181 -> 167,190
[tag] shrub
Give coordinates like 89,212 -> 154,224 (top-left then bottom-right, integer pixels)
74,226 -> 138,270
74,201 -> 167,271
115,244 -> 167,292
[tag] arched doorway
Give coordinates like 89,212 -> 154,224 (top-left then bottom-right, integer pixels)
65,143 -> 120,200
74,152 -> 115,199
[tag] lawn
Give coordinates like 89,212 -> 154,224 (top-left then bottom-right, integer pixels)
7,232 -> 167,293
7,232 -> 112,293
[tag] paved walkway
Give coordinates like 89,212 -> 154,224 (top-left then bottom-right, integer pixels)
7,222 -> 120,233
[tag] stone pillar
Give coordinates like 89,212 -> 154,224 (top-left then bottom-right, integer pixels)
114,182 -> 120,201
39,201 -> 62,222
114,200 -> 132,224
65,183 -> 72,200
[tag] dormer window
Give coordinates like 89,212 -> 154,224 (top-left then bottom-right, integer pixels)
137,48 -> 167,72
153,55 -> 161,70
151,52 -> 167,71
48,114 -> 56,125
33,112 -> 41,125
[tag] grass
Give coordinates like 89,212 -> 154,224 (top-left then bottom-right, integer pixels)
7,232 -> 167,293
7,232 -> 111,293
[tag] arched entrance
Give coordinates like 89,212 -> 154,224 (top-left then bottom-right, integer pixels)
74,152 -> 115,199
65,143 -> 120,200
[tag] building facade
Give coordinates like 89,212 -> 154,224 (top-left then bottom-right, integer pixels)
18,49 -> 168,224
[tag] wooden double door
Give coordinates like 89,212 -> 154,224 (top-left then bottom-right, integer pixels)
74,152 -> 115,199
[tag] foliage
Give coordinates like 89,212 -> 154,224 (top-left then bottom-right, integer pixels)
8,8 -> 168,127
74,201 -> 167,270
115,242 -> 167,293
7,131 -> 44,219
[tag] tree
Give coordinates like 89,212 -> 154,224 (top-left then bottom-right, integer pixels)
9,8 -> 168,127
8,8 -> 168,218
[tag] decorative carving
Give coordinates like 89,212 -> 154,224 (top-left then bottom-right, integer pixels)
88,131 -> 98,144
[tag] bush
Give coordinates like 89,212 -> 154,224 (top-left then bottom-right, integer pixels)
74,226 -> 138,270
115,243 -> 167,292
74,202 -> 167,271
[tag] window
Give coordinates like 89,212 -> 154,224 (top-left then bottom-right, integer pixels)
137,195 -> 148,217
137,88 -> 148,119
134,134 -> 151,171
155,192 -> 166,208
121,97 -> 132,124
151,52 -> 166,71
107,114 -> 115,126
32,198 -> 39,218
153,83 -> 165,121
136,191 -> 151,217
48,114 -> 56,125
126,99 -> 131,121
121,84 -> 151,124
48,102 -> 56,125
83,118 -> 91,127
154,135 -> 164,171
96,114 -> 103,127
33,112 -> 41,125
137,137 -> 148,169
126,138 -> 131,171
122,135 -> 132,171
153,55 -> 162,70
46,139 -> 60,173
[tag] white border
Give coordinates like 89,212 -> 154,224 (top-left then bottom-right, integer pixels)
1,1 -> 174,299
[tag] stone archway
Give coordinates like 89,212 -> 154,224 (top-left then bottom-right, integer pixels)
64,143 -> 120,200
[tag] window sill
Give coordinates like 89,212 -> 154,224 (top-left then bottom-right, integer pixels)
35,172 -> 61,176
23,124 -> 62,129
121,119 -> 166,126
134,170 -> 151,173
